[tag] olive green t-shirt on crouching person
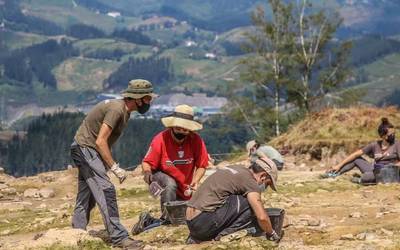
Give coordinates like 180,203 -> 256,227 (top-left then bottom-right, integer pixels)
74,99 -> 130,149
187,165 -> 261,212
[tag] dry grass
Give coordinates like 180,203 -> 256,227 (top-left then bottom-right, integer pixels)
271,106 -> 400,155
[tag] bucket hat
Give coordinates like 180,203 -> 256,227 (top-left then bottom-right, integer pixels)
161,105 -> 202,131
121,79 -> 158,99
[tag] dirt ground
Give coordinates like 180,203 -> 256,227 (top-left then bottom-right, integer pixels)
1,158 -> 400,249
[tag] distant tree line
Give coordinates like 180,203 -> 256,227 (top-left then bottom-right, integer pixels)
3,111 -> 251,176
3,39 -> 78,88
350,35 -> 400,67
0,0 -> 63,35
106,56 -> 174,89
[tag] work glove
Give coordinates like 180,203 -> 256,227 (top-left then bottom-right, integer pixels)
266,230 -> 281,243
111,162 -> 127,184
143,171 -> 153,185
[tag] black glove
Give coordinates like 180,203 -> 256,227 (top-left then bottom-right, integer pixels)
266,230 -> 281,243
143,171 -> 152,185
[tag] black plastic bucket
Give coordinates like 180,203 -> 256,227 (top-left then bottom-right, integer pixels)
164,201 -> 188,225
374,164 -> 400,184
265,208 -> 285,237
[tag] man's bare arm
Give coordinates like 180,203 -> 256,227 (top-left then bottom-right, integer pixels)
95,123 -> 115,168
247,192 -> 273,234
190,167 -> 207,190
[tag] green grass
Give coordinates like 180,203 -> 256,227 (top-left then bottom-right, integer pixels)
40,240 -> 111,250
0,30 -> 49,50
20,0 -> 140,33
53,57 -> 121,91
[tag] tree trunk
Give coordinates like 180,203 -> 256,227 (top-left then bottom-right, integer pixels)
275,86 -> 280,136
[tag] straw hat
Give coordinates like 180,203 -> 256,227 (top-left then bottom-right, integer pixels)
161,105 -> 202,131
121,79 -> 158,99
254,157 -> 278,191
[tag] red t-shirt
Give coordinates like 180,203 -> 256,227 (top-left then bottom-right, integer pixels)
143,129 -> 209,200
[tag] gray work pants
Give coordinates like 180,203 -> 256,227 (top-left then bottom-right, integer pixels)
70,142 -> 128,244
187,195 -> 255,242
152,171 -> 180,220
338,157 -> 375,183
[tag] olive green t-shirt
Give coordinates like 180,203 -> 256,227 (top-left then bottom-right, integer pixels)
187,165 -> 261,212
74,99 -> 130,149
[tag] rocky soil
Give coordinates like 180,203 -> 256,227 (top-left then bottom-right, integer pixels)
1,156 -> 400,250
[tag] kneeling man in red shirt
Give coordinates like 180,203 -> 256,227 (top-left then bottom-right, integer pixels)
132,104 -> 209,235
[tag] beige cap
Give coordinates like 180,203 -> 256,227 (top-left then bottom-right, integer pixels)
254,157 -> 278,191
161,104 -> 202,131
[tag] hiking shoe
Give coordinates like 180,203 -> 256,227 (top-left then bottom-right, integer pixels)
113,237 -> 143,249
131,212 -> 152,235
319,172 -> 339,179
351,177 -> 361,184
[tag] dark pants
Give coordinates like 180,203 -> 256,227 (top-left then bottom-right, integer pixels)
70,142 -> 129,244
152,171 -> 180,220
187,195 -> 255,242
338,157 -> 375,183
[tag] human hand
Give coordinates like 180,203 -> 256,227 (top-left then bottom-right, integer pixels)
266,230 -> 281,243
143,171 -> 152,185
189,181 -> 199,191
111,162 -> 127,184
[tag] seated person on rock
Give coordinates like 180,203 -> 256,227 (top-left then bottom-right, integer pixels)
323,118 -> 400,184
185,157 -> 281,243
131,105 -> 210,235
247,140 -> 285,170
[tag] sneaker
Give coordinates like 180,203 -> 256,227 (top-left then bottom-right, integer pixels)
131,212 -> 152,235
351,177 -> 361,184
319,172 -> 339,179
113,237 -> 143,249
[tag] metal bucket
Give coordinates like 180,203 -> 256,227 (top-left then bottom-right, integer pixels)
265,208 -> 285,237
374,164 -> 400,184
164,201 -> 188,225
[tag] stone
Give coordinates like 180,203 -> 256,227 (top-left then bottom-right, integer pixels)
39,188 -> 55,198
307,218 -> 321,227
0,192 -> 3,199
295,183 -> 304,188
0,167 -> 4,174
365,233 -> 376,241
39,217 -> 55,226
0,183 -> 8,190
2,187 -> 16,195
356,232 -> 367,240
39,203 -> 47,209
0,229 -> 11,236
220,229 -> 247,242
340,234 -> 355,240
216,245 -> 228,249
24,188 -> 40,198
376,212 -> 383,218
316,189 -> 329,193
39,175 -> 55,183
381,228 -> 393,236
349,212 -> 361,218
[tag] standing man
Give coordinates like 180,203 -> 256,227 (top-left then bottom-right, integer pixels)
247,140 -> 285,170
186,157 -> 281,243
132,104 -> 209,235
70,79 -> 156,249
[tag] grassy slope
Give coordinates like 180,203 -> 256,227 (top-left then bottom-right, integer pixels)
53,57 -> 120,91
20,0 -> 141,33
353,53 -> 400,104
271,106 -> 400,154
0,30 -> 49,50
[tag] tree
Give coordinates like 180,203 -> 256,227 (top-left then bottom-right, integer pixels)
240,0 -> 295,136
289,0 -> 352,112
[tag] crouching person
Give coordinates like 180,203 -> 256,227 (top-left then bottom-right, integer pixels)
186,158 -> 280,243
131,105 -> 210,235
